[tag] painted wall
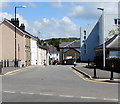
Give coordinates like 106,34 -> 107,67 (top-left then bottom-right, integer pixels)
80,13 -> 118,61
81,22 -> 99,61
99,14 -> 118,45
31,38 -> 37,65
37,47 -> 48,65
0,23 -> 2,61
1,21 -> 25,65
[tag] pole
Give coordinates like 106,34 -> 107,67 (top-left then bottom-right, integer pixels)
15,7 -> 17,67
102,10 -> 106,69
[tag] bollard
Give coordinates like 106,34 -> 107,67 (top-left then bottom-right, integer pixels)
93,64 -> 97,78
110,64 -> 114,80
0,62 -> 3,74
88,59 -> 90,66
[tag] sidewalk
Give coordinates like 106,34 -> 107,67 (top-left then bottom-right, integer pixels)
1,67 -> 24,75
72,63 -> 120,83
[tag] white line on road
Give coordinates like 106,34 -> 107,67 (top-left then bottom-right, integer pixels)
4,91 -> 16,94
39,93 -> 55,96
3,90 -> 118,102
59,95 -> 74,98
20,92 -> 34,95
103,98 -> 118,101
81,96 -> 97,99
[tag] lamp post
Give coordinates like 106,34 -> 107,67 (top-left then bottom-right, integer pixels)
97,8 -> 105,69
14,6 -> 26,67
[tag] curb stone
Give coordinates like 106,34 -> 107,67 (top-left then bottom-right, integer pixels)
72,67 -> 93,80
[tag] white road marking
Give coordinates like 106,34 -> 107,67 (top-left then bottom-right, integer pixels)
3,90 -> 118,102
81,96 -> 97,99
4,91 -> 16,94
39,93 -> 55,96
104,98 -> 118,101
20,92 -> 34,95
59,95 -> 74,98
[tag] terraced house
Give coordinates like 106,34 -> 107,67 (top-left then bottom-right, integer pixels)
0,18 -> 49,67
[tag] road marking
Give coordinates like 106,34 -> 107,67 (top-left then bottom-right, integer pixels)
3,90 -> 118,102
103,98 -> 118,101
39,93 -> 55,96
4,91 -> 16,94
59,95 -> 74,98
81,96 -> 97,99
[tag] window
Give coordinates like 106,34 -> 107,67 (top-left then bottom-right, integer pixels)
83,30 -> 86,40
83,44 -> 87,54
109,51 -> 120,58
114,19 -> 120,25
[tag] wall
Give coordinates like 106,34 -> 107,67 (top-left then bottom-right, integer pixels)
0,23 -> 2,61
31,38 -> 37,65
1,21 -> 25,65
99,14 -> 118,45
25,35 -> 31,66
64,49 -> 80,60
81,22 -> 99,61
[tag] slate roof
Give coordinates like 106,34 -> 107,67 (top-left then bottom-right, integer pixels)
59,42 -> 71,48
59,40 -> 80,48
4,18 -> 37,40
95,34 -> 120,50
49,45 -> 58,53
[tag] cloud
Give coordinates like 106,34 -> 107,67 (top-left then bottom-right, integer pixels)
27,2 -> 37,8
31,16 -> 80,39
52,2 -> 63,8
69,2 -> 118,20
0,2 -> 10,9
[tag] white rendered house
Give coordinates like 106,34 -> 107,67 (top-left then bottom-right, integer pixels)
30,37 -> 37,65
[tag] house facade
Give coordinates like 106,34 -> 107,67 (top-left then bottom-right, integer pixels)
30,37 -> 37,65
0,18 -> 49,67
25,35 -> 31,66
80,13 -> 119,62
59,40 -> 80,64
37,44 -> 49,66
0,19 -> 25,67
49,45 -> 59,64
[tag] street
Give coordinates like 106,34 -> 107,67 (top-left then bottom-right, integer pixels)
2,65 -> 119,102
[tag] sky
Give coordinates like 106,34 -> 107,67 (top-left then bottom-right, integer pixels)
0,1 -> 119,39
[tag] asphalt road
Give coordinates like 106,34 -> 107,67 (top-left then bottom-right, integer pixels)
1,65 -> 119,102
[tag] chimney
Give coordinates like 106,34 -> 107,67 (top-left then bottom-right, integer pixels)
11,18 -> 19,27
20,23 -> 25,31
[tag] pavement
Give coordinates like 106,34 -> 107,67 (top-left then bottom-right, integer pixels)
72,63 -> 120,83
0,65 -> 43,75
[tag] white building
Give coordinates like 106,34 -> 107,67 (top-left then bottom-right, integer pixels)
80,13 -> 119,61
30,37 -> 37,65
37,44 -> 49,65
49,45 -> 59,64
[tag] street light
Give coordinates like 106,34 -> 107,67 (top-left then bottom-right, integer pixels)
97,7 -> 105,69
14,5 -> 26,67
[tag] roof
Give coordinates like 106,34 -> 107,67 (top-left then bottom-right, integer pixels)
95,34 -> 120,50
49,45 -> 58,53
2,18 -> 37,40
37,43 -> 49,50
59,40 -> 80,48
59,42 -> 71,48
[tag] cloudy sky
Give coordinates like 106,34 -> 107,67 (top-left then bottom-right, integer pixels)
0,1 -> 119,39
